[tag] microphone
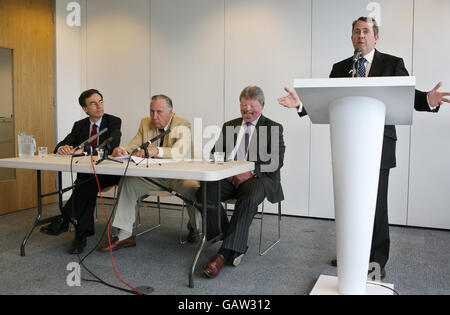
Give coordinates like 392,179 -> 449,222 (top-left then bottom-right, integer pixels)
131,129 -> 171,154
351,49 -> 363,78
96,137 -> 113,152
75,127 -> 108,150
96,129 -> 121,152
352,49 -> 363,63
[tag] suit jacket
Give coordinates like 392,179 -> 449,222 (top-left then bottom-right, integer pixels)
301,49 -> 439,169
55,113 -> 122,154
214,115 -> 285,203
124,113 -> 192,159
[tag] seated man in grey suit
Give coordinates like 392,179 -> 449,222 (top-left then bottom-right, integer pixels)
199,86 -> 285,278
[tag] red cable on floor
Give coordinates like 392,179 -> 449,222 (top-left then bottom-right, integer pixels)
90,154 -> 143,296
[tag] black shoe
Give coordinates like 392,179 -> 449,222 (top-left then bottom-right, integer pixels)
70,232 -> 87,255
40,217 -> 70,236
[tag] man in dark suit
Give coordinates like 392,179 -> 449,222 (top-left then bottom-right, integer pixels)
279,17 -> 450,279
199,86 -> 285,278
40,89 -> 122,254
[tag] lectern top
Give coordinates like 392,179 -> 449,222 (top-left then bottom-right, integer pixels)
294,76 -> 416,125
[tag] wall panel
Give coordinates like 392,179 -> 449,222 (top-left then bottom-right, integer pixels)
409,0 -> 450,229
86,0 -> 151,145
224,0 -> 312,216
150,0 -> 225,149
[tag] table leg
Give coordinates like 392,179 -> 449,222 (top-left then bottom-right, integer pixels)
188,180 -> 224,288
189,181 -> 207,288
21,170 -> 43,257
217,180 -> 222,235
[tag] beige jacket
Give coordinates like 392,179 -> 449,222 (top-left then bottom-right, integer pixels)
124,113 -> 192,159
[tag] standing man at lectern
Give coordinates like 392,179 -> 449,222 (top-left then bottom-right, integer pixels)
279,17 -> 450,279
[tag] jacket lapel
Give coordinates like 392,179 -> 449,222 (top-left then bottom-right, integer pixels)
99,114 -> 108,143
368,49 -> 383,77
81,117 -> 91,143
234,118 -> 243,145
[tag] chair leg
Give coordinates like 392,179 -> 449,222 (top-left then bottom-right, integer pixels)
95,201 -> 99,222
179,201 -> 187,245
135,196 -> 162,237
258,201 -> 281,256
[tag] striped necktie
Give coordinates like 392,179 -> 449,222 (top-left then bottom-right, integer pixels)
234,122 -> 252,161
358,57 -> 367,77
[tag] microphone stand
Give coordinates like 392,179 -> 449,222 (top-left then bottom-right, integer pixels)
134,148 -> 150,168
96,148 -> 123,165
352,61 -> 357,78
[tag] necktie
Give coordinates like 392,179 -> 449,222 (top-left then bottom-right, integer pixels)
90,124 -> 98,147
234,122 -> 252,161
158,129 -> 165,147
358,57 -> 367,77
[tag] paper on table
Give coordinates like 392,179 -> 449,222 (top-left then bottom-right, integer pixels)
111,155 -> 132,161
130,156 -> 179,165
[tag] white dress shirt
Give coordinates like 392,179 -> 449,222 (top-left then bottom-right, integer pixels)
228,115 -> 261,161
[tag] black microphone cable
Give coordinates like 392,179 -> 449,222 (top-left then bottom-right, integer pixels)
70,152 -> 145,295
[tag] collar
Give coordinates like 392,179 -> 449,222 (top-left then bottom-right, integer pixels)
242,114 -> 261,127
90,116 -> 103,127
362,49 -> 375,64
158,113 -> 174,132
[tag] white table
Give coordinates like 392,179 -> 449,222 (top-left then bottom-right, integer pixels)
0,155 -> 254,288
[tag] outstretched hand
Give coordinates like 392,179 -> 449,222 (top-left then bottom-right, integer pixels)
428,82 -> 450,107
278,87 -> 301,109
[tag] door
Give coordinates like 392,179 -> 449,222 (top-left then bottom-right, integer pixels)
0,0 -> 55,215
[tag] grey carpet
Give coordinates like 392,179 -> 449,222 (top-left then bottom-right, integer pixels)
0,202 -> 448,295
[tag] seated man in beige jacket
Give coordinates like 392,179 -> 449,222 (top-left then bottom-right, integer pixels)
98,95 -> 201,252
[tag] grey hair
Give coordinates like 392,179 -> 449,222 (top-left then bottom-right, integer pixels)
151,94 -> 173,110
239,86 -> 265,106
352,16 -> 379,36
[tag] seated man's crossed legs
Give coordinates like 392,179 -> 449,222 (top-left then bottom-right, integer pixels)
98,176 -> 201,252
198,177 -> 266,278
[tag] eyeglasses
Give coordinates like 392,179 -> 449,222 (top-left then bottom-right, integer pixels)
87,100 -> 104,107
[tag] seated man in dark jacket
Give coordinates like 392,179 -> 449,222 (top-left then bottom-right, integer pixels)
40,89 -> 122,254
199,86 -> 285,278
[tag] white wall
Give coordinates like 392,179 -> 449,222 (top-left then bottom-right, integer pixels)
408,0 -> 450,230
55,0 -> 450,230
55,0 -> 86,199
224,0 -> 311,216
86,0 -> 150,144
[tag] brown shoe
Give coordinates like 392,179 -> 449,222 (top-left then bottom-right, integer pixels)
203,254 -> 225,278
187,227 -> 201,243
97,236 -> 136,252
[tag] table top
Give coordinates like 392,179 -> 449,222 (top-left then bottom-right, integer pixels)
0,155 -> 254,182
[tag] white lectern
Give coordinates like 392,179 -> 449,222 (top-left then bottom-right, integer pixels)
294,77 -> 416,295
